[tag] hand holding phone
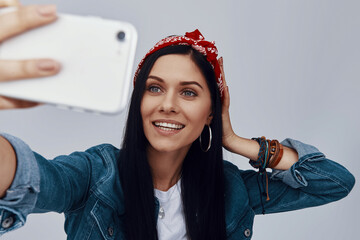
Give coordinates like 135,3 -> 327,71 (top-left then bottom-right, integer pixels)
0,3 -> 60,109
0,3 -> 138,114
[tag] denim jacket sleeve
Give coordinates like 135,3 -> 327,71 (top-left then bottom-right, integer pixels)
0,133 -> 40,235
0,133 -> 112,236
240,138 -> 355,215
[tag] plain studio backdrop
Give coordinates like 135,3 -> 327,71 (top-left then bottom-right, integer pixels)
1,0 -> 359,239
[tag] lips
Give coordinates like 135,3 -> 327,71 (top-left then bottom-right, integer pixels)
153,121 -> 185,131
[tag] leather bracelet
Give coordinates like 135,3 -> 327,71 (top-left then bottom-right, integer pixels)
268,141 -> 283,168
267,140 -> 279,168
250,137 -> 284,169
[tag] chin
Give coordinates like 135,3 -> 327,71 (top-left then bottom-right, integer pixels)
149,142 -> 191,154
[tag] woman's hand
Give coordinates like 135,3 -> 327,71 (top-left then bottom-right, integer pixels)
218,57 -> 236,150
219,57 -> 238,151
218,57 -> 298,169
218,58 -> 258,159
0,0 -> 60,109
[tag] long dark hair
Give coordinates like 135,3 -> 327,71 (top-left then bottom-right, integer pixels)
120,45 -> 226,239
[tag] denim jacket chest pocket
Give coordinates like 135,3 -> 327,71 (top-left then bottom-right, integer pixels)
224,162 -> 255,239
89,199 -> 126,240
226,207 -> 254,239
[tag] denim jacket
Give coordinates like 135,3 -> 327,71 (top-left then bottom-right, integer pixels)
0,133 -> 355,239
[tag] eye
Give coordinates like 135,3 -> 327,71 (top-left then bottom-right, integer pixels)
182,89 -> 197,97
147,85 -> 162,93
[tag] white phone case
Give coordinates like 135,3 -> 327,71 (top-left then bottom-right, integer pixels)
0,12 -> 137,114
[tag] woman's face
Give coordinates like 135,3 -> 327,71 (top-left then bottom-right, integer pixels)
141,54 -> 212,154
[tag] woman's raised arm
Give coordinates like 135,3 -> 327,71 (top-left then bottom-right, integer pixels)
219,57 -> 298,170
0,0 -> 60,197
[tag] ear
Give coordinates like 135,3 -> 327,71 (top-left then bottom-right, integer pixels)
206,114 -> 213,125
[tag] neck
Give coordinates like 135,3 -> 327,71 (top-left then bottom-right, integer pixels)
147,145 -> 189,191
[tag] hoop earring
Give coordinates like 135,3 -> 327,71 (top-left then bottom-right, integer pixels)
199,125 -> 212,152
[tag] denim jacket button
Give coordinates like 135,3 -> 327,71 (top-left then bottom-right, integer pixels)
2,216 -> 14,229
108,227 -> 114,236
244,228 -> 251,237
296,173 -> 303,181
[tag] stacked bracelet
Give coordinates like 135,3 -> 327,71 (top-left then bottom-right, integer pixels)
250,136 -> 284,171
250,136 -> 284,203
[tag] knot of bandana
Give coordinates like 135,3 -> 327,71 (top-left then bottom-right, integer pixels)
134,29 -> 225,100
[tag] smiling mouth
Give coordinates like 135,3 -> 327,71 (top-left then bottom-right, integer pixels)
153,121 -> 185,131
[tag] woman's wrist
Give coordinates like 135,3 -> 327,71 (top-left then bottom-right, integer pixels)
224,135 -> 298,171
0,136 -> 17,198
223,135 -> 260,160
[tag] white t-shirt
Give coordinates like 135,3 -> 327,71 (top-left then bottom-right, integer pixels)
154,179 -> 187,240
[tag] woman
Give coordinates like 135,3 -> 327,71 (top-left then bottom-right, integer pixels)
0,2 -> 355,240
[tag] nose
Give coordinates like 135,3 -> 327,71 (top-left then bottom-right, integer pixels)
159,90 -> 178,113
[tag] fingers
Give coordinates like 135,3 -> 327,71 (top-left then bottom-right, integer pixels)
0,3 -> 58,110
0,96 -> 41,109
218,57 -> 226,82
0,0 -> 20,8
223,85 -> 230,110
0,59 -> 61,81
0,5 -> 57,42
218,57 -> 230,109
0,58 -> 58,109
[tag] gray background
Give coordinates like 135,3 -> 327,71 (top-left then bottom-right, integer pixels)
1,0 -> 359,239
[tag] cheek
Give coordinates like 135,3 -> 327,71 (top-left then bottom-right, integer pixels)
140,102 -> 146,120
185,102 -> 212,126
140,99 -> 152,140
140,95 -> 152,120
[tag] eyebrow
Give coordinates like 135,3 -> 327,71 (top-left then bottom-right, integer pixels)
147,75 -> 204,89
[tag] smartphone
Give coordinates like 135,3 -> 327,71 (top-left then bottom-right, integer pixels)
0,11 -> 137,114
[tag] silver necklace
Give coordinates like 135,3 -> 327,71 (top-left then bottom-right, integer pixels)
157,181 -> 180,219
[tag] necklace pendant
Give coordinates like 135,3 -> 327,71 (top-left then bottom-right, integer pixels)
159,207 -> 165,219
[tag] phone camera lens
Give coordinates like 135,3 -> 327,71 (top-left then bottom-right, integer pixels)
117,31 -> 126,41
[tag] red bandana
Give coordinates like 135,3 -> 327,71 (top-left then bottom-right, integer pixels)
134,29 -> 225,100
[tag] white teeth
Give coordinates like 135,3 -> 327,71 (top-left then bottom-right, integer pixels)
154,122 -> 184,130
158,126 -> 176,131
